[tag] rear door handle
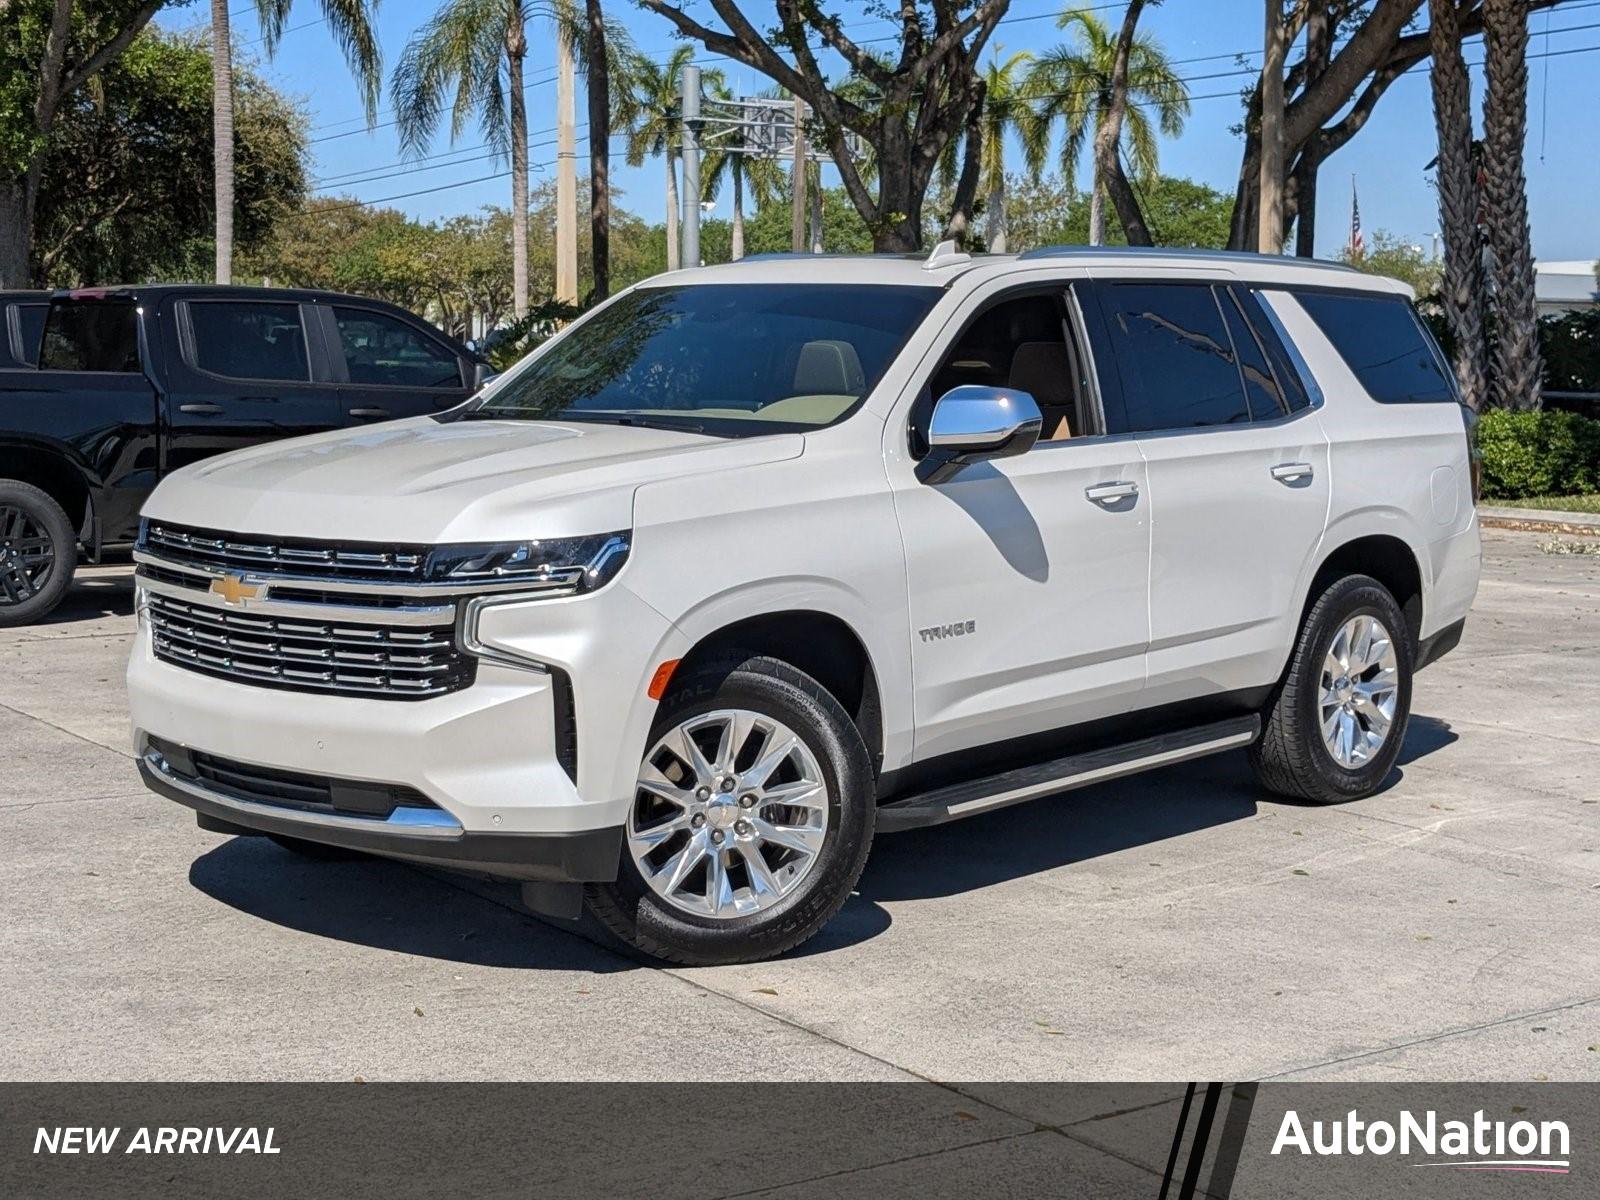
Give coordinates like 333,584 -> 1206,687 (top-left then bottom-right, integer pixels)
348,407 -> 390,419
177,403 -> 223,415
1270,462 -> 1314,484
1085,480 -> 1139,505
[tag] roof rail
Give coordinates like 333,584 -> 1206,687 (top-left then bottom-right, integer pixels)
1016,244 -> 1358,272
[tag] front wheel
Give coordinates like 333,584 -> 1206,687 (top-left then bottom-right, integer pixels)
1250,574 -> 1414,804
586,655 -> 875,965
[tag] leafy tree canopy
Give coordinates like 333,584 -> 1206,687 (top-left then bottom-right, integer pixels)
33,28 -> 307,286
1337,229 -> 1442,297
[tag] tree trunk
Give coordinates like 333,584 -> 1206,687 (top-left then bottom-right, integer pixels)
507,18 -> 530,318
665,149 -> 680,272
211,0 -> 234,284
1088,180 -> 1106,246
584,0 -> 609,299
808,175 -> 822,253
986,177 -> 1007,254
1482,0 -> 1542,410
942,88 -> 984,245
1258,0 -> 1286,253
731,166 -> 744,260
0,179 -> 35,286
1429,0 -> 1490,411
1293,3 -> 1332,257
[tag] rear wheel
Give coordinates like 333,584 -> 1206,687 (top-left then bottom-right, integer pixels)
0,480 -> 77,627
586,655 -> 875,965
1250,574 -> 1413,804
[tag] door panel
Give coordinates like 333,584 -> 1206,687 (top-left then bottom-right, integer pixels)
1138,420 -> 1330,703
164,299 -> 342,472
893,438 -> 1151,762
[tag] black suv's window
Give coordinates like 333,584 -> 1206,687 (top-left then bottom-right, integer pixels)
187,301 -> 309,381
335,308 -> 461,388
15,303 -> 46,366
1094,283 -> 1251,432
38,299 -> 140,372
468,283 -> 942,436
1293,290 -> 1456,403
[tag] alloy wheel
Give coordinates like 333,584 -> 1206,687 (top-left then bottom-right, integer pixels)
0,504 -> 55,608
1319,614 -> 1400,769
628,709 -> 830,919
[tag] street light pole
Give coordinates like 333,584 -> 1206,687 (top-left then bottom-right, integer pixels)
790,96 -> 807,254
556,27 -> 579,302
681,65 -> 702,269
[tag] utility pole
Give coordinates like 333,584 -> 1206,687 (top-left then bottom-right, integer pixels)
555,27 -> 579,303
1258,0 -> 1286,254
680,66 -> 702,269
790,96 -> 807,253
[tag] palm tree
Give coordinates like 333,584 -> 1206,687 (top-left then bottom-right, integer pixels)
215,0 -> 380,284
1427,0 -> 1489,412
393,0 -> 543,318
1481,0 -> 1542,409
1025,7 -> 1188,245
621,47 -> 721,272
701,83 -> 782,261
978,49 -> 1035,253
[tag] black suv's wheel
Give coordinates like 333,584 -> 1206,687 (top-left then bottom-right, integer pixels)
0,480 -> 77,628
1250,573 -> 1413,804
586,655 -> 875,965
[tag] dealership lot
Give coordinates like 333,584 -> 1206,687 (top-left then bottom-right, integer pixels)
2,528 -> 1596,1083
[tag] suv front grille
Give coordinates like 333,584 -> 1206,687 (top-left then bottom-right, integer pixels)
146,591 -> 474,699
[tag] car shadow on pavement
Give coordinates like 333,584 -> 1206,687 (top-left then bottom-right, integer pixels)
188,836 -> 636,973
43,566 -> 135,623
862,715 -> 1461,904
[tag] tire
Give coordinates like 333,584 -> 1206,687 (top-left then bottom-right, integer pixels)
586,654 -> 876,966
1250,574 -> 1414,804
0,479 -> 77,628
267,834 -> 365,861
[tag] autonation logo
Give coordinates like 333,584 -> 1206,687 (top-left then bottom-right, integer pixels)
1272,1108 -> 1572,1175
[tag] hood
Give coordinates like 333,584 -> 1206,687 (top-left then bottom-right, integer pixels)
143,416 -> 805,543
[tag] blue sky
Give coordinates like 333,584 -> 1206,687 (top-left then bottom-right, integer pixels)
160,0 -> 1600,261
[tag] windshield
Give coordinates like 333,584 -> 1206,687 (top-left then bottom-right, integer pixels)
464,283 -> 942,436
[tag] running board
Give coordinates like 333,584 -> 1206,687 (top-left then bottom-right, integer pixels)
876,715 -> 1260,833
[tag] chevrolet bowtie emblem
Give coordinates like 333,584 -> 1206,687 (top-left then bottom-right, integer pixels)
210,573 -> 263,606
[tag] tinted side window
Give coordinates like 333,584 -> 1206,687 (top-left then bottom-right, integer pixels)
15,304 -> 46,366
1095,283 -> 1250,432
334,308 -> 461,388
1218,287 -> 1286,420
1294,291 -> 1455,403
38,300 -> 140,372
187,301 -> 309,381
1236,288 -> 1314,412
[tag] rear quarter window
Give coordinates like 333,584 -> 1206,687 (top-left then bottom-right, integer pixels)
1293,290 -> 1456,404
38,299 -> 141,373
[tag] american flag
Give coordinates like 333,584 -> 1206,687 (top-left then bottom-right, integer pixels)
1349,176 -> 1365,259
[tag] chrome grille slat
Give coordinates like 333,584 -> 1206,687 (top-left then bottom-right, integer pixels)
146,591 -> 473,700
147,522 -> 427,578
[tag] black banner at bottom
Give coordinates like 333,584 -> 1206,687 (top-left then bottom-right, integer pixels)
2,1083 -> 1591,1198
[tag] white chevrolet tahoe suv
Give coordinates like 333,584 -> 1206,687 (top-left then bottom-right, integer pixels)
128,247 -> 1480,964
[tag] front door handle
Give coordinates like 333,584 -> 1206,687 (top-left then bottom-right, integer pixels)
1085,480 -> 1139,505
178,403 -> 223,415
348,407 -> 390,419
1270,462 -> 1314,484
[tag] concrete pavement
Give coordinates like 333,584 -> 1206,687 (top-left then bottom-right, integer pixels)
2,529 -> 1596,1082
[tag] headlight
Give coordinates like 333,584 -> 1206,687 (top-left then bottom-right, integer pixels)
423,531 -> 630,594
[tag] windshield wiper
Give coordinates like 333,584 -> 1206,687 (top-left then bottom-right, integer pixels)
551,413 -> 709,435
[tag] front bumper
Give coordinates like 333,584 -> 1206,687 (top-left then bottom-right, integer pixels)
137,741 -> 620,882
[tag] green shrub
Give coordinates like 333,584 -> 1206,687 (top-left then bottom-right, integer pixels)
1477,408 -> 1600,498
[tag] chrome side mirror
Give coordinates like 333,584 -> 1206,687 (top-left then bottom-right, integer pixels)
916,385 -> 1043,485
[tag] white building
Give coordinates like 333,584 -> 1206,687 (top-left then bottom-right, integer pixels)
1535,260 -> 1600,316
